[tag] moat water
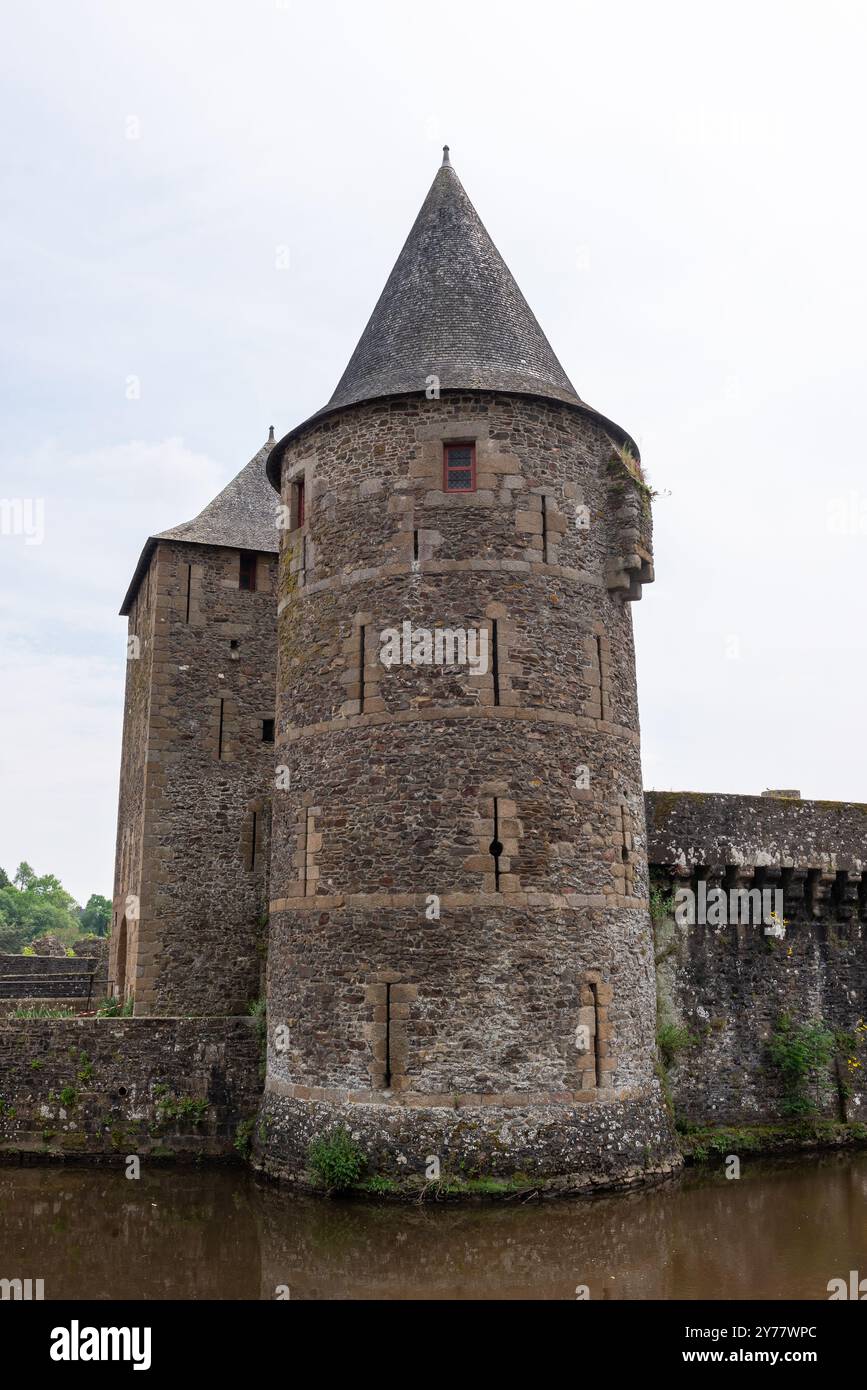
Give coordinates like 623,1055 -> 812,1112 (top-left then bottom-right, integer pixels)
1,1152 -> 865,1300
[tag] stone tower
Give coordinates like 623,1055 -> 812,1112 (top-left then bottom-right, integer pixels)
111,435 -> 279,1015
257,149 -> 678,1190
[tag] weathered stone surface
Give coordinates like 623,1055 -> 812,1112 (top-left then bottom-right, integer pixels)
646,790 -> 867,874
647,789 -> 867,1129
656,913 -> 867,1128
0,1018 -> 260,1160
255,1089 -> 678,1192
0,945 -> 108,1011
112,534 -> 277,1016
259,388 -> 674,1186
97,157 -> 867,1201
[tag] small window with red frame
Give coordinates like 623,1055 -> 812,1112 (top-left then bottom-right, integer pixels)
443,442 -> 476,492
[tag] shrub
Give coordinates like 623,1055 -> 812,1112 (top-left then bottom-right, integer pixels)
767,1015 -> 836,1116
152,1086 -> 209,1126
649,881 -> 675,922
96,996 -> 133,1018
307,1127 -> 366,1191
233,1118 -> 255,1158
247,998 -> 267,1046
657,1023 -> 696,1069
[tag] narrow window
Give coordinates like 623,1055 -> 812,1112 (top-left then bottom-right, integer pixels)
412,528 -> 419,563
358,624 -> 366,713
262,718 -> 275,743
184,563 -> 192,623
217,699 -> 225,759
239,552 -> 257,591
590,982 -> 602,1088
805,868 -> 819,919
489,798 -> 504,891
595,633 -> 608,720
302,808 -> 311,896
384,982 -> 393,1090
491,619 -> 500,706
292,476 -> 305,529
541,494 -> 549,563
443,442 -> 476,492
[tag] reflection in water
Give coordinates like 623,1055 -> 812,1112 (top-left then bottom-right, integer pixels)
1,1152 -> 865,1300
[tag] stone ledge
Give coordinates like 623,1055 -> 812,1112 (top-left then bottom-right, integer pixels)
268,892 -> 649,913
264,1075 -> 646,1107
276,557 -> 605,615
277,704 -> 641,747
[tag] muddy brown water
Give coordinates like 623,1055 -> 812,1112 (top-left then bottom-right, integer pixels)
1,1152 -> 865,1300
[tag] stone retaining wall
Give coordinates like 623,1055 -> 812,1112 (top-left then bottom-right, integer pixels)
0,1017 -> 261,1161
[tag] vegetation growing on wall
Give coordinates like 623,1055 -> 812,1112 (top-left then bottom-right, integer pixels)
767,1015 -> 836,1116
657,1023 -> 699,1070
607,440 -> 659,500
307,1127 -> 366,1192
649,876 -> 675,925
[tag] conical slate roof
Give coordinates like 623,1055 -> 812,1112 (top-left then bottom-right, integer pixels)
267,149 -> 633,488
120,434 -> 277,614
328,147 -> 583,412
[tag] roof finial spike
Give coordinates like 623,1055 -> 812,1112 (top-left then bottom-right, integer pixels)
268,425 -> 275,442
442,144 -> 451,166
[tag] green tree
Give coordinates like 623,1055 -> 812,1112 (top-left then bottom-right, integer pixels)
0,861 -> 96,953
80,894 -> 111,937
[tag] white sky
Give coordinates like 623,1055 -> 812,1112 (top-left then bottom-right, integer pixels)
1,0 -> 866,904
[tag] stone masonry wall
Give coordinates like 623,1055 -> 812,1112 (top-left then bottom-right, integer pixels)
119,539 -> 278,1016
0,955 -> 103,978
646,791 -> 867,1127
111,543 -> 158,999
656,913 -> 867,1127
259,390 -> 674,1187
0,945 -> 108,1012
0,1017 -> 261,1160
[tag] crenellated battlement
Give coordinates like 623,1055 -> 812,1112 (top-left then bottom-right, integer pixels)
646,790 -> 867,923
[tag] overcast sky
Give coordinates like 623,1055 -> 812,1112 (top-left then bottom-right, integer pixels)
1,0 -> 865,904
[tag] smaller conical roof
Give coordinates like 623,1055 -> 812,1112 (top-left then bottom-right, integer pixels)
120,433 -> 277,614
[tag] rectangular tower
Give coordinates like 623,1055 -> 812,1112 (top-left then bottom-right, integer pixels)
111,438 -> 278,1015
